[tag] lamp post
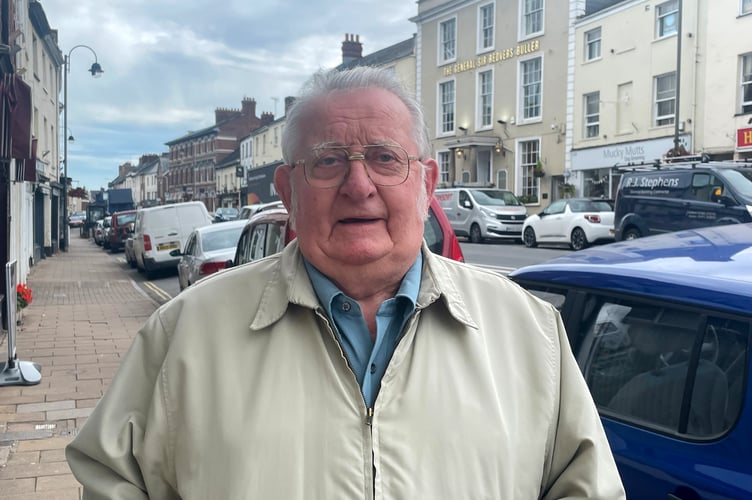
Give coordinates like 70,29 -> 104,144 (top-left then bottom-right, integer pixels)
61,45 -> 103,251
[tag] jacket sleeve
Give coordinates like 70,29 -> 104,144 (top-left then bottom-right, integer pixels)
541,311 -> 627,500
65,308 -> 179,499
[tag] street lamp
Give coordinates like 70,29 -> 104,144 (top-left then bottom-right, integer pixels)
61,44 -> 103,251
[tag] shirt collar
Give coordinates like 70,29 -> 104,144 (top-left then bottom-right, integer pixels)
304,253 -> 422,315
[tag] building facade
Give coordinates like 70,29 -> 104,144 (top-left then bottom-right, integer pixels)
569,0 -> 752,198
165,98 -> 265,211
412,0 -> 573,207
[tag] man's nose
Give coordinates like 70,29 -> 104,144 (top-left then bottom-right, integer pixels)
341,156 -> 376,192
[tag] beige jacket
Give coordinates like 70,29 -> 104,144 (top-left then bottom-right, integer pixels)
66,241 -> 625,499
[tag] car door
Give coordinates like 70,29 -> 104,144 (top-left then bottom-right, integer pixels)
536,200 -> 568,241
178,233 -> 197,288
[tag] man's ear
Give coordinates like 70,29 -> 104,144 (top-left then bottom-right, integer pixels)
274,164 -> 294,211
421,158 -> 439,198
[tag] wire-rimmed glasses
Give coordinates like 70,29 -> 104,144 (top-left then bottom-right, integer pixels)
293,144 -> 418,188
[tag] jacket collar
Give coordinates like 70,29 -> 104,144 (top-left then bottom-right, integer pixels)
250,240 -> 478,332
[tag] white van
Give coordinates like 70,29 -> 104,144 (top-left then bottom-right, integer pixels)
133,201 -> 213,278
435,188 -> 528,243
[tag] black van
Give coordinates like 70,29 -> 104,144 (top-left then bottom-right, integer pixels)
613,162 -> 752,241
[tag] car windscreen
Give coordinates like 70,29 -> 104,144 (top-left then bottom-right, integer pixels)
725,169 -> 752,198
202,226 -> 244,252
470,190 -> 523,206
116,213 -> 137,225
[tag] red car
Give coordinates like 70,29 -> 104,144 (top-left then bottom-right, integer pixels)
107,209 -> 137,252
229,197 -> 464,267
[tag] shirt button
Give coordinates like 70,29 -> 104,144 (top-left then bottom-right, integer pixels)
342,302 -> 351,312
370,363 -> 377,374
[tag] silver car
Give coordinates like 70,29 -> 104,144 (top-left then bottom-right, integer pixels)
173,220 -> 246,291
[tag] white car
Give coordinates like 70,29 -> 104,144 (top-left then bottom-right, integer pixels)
173,220 -> 247,291
522,198 -> 615,251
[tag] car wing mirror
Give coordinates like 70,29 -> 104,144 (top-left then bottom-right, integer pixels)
225,259 -> 234,269
169,249 -> 182,257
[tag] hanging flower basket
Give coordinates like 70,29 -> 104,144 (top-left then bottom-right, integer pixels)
533,159 -> 546,178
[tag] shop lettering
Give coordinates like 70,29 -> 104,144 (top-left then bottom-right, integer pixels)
623,176 -> 680,189
443,40 -> 540,76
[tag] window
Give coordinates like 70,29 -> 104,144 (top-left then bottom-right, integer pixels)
521,0 -> 544,38
742,0 -> 752,15
478,70 -> 493,128
656,0 -> 678,38
439,151 -> 450,184
439,80 -> 456,134
579,299 -> 748,438
584,92 -> 600,138
497,169 -> 508,189
521,57 -> 542,120
519,139 -> 540,203
585,27 -> 601,61
654,73 -> 676,126
741,53 -> 752,114
479,3 -> 495,51
439,17 -> 457,63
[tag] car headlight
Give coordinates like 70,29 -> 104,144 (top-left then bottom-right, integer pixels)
746,205 -> 752,217
480,207 -> 496,219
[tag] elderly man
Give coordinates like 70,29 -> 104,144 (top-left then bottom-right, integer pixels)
66,67 -> 625,499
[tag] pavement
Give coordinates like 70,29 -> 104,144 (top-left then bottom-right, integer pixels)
0,233 -> 160,499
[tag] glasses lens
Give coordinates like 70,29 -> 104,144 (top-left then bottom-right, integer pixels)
303,145 -> 411,188
363,145 -> 410,186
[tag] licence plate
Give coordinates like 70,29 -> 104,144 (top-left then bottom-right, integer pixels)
157,242 -> 179,251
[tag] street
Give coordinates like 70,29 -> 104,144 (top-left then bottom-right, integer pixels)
110,238 -> 573,305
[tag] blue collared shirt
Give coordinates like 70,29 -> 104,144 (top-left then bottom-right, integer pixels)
305,254 -> 421,408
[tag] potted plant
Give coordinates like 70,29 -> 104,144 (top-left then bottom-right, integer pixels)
559,183 -> 575,198
533,159 -> 546,178
16,283 -> 32,324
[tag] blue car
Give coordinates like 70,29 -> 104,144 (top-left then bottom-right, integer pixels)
509,223 -> 752,499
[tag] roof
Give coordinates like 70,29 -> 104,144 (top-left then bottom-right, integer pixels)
165,124 -> 219,146
585,0 -> 625,15
336,35 -> 415,71
510,223 -> 752,314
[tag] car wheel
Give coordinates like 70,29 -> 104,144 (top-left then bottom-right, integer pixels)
523,227 -> 537,248
469,224 -> 483,244
570,227 -> 589,251
623,227 -> 641,240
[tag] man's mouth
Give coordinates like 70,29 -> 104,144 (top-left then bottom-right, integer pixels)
340,218 -> 378,224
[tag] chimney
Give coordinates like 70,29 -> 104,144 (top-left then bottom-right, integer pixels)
284,96 -> 295,116
341,33 -> 363,65
241,97 -> 257,118
215,106 -> 240,124
260,112 -> 275,126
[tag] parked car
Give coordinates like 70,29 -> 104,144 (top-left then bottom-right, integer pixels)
68,211 -> 86,228
509,223 -> 752,499
101,216 -> 113,249
132,201 -> 214,279
173,220 -> 247,291
107,209 -> 137,252
213,207 -> 239,223
435,188 -> 527,243
521,197 -> 614,250
613,161 -> 752,241
229,197 -> 464,267
124,234 -> 137,268
238,201 -> 285,220
93,219 -> 105,246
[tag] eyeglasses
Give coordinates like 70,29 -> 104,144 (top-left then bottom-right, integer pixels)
293,144 -> 419,189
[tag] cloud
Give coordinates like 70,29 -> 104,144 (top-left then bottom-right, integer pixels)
40,0 -> 417,189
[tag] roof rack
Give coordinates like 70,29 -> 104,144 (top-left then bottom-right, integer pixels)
613,157 -> 752,172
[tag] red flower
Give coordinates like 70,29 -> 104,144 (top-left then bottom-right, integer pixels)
17,283 -> 33,309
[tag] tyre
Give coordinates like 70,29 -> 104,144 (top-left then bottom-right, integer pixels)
523,227 -> 537,248
570,227 -> 589,251
623,227 -> 641,240
469,224 -> 483,244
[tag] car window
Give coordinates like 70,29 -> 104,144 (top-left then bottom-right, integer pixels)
577,298 -> 749,438
116,213 -> 136,225
545,200 -> 566,215
203,226 -> 244,252
184,233 -> 197,255
249,224 -> 267,261
265,223 -> 283,256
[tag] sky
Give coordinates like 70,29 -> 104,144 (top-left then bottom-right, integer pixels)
41,0 -> 419,191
